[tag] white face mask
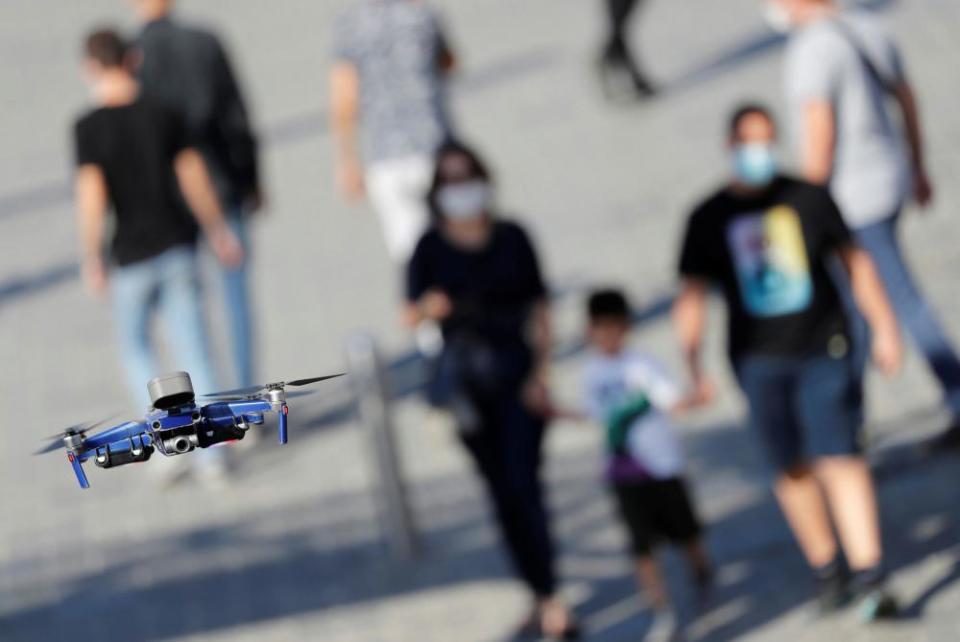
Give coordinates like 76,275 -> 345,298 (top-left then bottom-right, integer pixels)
436,180 -> 492,220
763,2 -> 794,33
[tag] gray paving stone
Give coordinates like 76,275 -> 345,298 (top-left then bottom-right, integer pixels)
1,0 -> 958,641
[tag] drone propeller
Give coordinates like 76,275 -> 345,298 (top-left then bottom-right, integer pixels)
200,373 -> 345,400
212,390 -> 319,403
34,414 -> 121,455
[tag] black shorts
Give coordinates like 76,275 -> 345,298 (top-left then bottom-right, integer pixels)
611,477 -> 702,556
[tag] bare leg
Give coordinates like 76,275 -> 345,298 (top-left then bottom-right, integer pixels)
683,539 -> 712,575
815,456 -> 883,571
774,464 -> 838,568
635,554 -> 670,610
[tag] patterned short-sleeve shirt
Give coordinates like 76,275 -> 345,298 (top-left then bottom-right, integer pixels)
334,0 -> 452,164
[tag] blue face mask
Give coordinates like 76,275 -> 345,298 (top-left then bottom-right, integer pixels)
733,144 -> 778,187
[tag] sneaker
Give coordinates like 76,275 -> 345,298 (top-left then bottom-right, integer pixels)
815,562 -> 851,615
849,569 -> 899,622
597,57 -> 656,103
856,586 -> 899,621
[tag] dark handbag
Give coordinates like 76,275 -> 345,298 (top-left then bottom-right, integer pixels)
427,333 -> 502,404
426,332 -> 513,436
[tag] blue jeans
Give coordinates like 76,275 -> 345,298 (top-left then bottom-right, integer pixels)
111,245 -> 218,410
220,213 -> 255,388
854,215 -> 960,411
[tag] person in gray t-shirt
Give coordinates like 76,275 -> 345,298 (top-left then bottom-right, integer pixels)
331,0 -> 455,263
771,0 -> 960,452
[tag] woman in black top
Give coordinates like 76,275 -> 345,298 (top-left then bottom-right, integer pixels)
405,142 -> 577,639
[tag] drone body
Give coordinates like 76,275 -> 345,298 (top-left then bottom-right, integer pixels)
38,371 -> 343,489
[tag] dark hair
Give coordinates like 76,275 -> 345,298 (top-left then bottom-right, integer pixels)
728,102 -> 776,140
588,289 -> 631,322
84,28 -> 128,68
426,140 -> 493,221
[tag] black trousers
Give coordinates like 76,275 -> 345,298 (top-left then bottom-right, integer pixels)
460,391 -> 557,597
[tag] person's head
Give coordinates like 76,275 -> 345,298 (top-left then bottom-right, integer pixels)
763,0 -> 836,33
727,103 -> 779,190
427,140 -> 495,250
587,289 -> 632,356
82,28 -> 135,94
130,0 -> 174,22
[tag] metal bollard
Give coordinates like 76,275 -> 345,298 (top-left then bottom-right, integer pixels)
346,331 -> 419,560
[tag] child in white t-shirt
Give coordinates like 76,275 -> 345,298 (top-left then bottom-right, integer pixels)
582,289 -> 713,630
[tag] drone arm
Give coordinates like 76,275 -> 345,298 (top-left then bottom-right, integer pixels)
68,452 -> 90,489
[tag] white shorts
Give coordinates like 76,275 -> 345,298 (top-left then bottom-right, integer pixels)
365,155 -> 435,263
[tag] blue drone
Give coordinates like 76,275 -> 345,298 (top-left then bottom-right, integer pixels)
35,371 -> 344,489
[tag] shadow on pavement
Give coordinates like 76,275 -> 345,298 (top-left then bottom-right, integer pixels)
2,417 -> 957,642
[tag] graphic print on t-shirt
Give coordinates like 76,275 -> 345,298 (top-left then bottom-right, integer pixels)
727,205 -> 812,317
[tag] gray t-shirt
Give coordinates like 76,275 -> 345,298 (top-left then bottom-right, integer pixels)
333,0 -> 452,165
784,10 -> 910,227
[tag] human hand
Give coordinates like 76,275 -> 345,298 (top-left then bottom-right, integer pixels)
209,225 -> 245,269
692,374 -> 717,406
336,158 -> 365,203
522,374 -> 552,417
674,374 -> 716,413
249,186 -> 267,214
914,168 -> 933,209
419,289 -> 453,322
872,326 -> 903,376
81,258 -> 108,298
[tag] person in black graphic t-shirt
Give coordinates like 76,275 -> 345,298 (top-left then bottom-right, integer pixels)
674,104 -> 903,620
73,30 -> 242,460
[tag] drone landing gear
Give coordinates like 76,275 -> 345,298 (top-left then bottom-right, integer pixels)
279,405 -> 289,444
67,452 -> 89,489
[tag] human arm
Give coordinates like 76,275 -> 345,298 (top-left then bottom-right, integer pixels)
75,165 -> 110,297
173,148 -> 243,268
799,100 -> 837,186
330,62 -> 364,202
672,279 -> 714,400
519,299 -> 555,416
892,82 -> 932,207
786,34 -> 841,186
839,245 -> 902,375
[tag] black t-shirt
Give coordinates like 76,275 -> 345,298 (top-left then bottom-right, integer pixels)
679,176 -> 853,358
407,220 -> 548,346
74,99 -> 199,266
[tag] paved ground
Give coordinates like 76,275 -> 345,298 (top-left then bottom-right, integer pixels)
1,0 -> 959,640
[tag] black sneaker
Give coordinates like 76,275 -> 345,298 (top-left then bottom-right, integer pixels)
597,57 -> 656,103
855,586 -> 899,621
849,565 -> 899,622
815,562 -> 851,615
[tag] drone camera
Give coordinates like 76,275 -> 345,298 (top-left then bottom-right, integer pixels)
163,435 -> 196,455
